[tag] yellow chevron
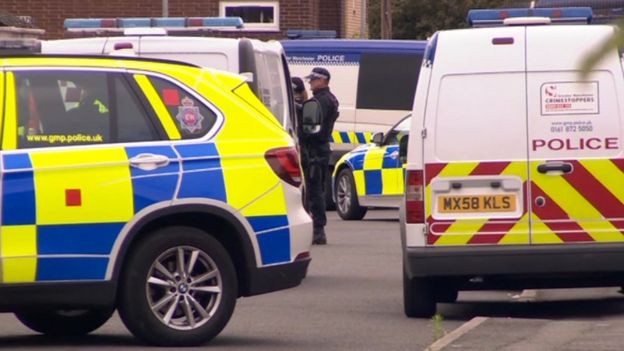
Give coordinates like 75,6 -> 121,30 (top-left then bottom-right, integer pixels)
581,159 -> 624,209
531,162 -> 622,242
528,213 -> 563,244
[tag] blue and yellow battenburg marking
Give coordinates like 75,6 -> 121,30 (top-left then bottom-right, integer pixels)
0,142 -> 291,283
330,131 -> 373,145
337,145 -> 405,197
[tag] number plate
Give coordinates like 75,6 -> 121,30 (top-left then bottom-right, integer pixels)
437,194 -> 517,213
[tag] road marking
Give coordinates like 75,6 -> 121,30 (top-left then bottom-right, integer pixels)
426,316 -> 488,351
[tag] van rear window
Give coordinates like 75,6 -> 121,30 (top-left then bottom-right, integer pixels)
356,53 -> 422,111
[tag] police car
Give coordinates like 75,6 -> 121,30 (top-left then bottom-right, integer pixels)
401,7 -> 624,317
333,115 -> 409,220
0,36 -> 311,346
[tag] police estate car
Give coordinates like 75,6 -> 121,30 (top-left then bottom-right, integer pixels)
333,115 -> 409,220
0,50 -> 311,345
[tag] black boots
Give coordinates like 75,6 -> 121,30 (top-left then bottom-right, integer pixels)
313,227 -> 327,245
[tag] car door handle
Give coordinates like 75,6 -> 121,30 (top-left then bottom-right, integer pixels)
537,162 -> 573,174
389,150 -> 399,159
129,153 -> 170,171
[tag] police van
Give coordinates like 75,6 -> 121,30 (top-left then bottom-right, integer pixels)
42,17 -> 296,132
401,7 -> 624,317
282,39 -> 425,207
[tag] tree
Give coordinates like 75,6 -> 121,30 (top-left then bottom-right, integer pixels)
369,0 -> 507,39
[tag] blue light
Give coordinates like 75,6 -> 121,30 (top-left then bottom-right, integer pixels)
64,17 -> 244,31
467,7 -> 593,27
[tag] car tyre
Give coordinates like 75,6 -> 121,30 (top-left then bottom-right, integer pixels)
335,168 -> 367,220
15,308 -> 114,336
403,268 -> 436,318
118,226 -> 237,346
325,167 -> 336,211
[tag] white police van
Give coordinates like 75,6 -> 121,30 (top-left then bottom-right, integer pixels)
401,7 -> 624,317
42,17 -> 296,133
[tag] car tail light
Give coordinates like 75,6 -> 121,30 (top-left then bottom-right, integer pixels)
265,146 -> 302,187
405,170 -> 424,223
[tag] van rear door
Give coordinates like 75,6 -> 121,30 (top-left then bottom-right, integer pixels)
526,25 -> 624,245
423,27 -> 530,246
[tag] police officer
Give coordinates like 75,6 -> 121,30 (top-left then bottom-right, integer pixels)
300,67 -> 339,245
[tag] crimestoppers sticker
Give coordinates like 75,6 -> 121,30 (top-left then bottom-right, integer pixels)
540,81 -> 599,116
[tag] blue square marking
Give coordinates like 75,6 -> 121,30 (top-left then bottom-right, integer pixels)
256,228 -> 291,265
364,170 -> 382,195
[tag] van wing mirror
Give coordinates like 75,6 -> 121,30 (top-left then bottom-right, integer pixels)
372,132 -> 384,145
399,135 -> 409,164
302,99 -> 323,135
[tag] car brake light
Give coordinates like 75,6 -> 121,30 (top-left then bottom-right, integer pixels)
265,147 -> 302,187
405,170 -> 424,223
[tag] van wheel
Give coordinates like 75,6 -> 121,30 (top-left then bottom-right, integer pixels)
15,308 -> 113,335
335,168 -> 367,220
403,268 -> 436,318
118,226 -> 237,346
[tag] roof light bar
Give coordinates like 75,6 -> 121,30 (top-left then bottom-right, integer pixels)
467,7 -> 593,27
64,17 -> 244,33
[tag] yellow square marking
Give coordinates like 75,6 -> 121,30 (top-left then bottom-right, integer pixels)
31,148 -> 134,225
363,147 -> 385,170
3,258 -> 36,283
240,183 -> 287,217
1,225 -> 37,257
381,168 -> 403,195
353,170 -> 366,196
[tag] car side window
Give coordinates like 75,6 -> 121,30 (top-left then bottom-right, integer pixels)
14,70 -> 158,149
384,117 -> 411,146
147,76 -> 217,139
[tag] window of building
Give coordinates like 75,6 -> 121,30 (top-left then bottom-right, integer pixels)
219,1 -> 279,31
14,70 -> 159,149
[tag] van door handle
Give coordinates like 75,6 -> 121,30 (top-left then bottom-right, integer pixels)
537,162 -> 573,174
129,153 -> 170,171
389,150 -> 399,160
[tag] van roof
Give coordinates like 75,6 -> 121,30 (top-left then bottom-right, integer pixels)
281,39 -> 427,55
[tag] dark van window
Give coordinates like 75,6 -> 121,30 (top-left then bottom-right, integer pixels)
14,70 -> 158,149
355,53 -> 423,110
147,76 -> 218,139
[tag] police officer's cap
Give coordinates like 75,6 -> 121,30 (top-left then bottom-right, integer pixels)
304,67 -> 331,81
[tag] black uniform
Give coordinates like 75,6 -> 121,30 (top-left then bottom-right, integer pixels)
298,87 -> 339,242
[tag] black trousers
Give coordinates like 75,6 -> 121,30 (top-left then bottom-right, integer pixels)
301,147 -> 329,229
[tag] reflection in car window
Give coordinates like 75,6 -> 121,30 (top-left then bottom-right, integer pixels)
384,115 -> 411,146
14,70 -> 158,149
147,76 -> 217,139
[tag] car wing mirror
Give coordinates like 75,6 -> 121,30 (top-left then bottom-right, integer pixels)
371,132 -> 384,145
399,135 -> 409,164
302,99 -> 323,135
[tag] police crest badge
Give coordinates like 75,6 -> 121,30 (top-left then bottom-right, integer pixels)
176,97 -> 205,133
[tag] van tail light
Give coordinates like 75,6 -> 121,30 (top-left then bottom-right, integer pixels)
265,146 -> 302,187
405,170 -> 424,223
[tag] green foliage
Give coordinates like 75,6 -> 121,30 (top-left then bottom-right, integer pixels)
368,0 -> 507,39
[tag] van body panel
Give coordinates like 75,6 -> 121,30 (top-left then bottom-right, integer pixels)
421,27 -> 529,247
526,25 -> 624,245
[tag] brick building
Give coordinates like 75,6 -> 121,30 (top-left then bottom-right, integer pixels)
2,0 -> 367,40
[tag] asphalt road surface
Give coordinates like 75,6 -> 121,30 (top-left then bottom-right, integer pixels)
2,209 -> 624,350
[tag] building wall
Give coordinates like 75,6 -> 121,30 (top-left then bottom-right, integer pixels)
2,0 -> 346,40
344,0 -> 367,39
